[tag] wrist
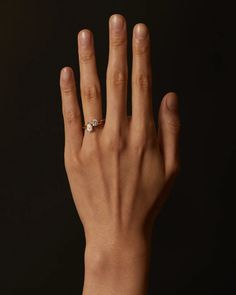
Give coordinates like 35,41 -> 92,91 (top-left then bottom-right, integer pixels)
84,234 -> 152,275
82,232 -> 152,294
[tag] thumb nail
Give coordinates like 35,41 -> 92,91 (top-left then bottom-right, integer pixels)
166,93 -> 178,111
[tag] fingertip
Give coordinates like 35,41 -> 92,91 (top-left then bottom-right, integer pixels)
133,23 -> 149,40
77,29 -> 93,47
164,92 -> 179,112
60,66 -> 73,82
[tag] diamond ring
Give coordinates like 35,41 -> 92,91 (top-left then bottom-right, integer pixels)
82,118 -> 105,132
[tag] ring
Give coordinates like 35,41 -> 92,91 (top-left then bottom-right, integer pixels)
82,118 -> 105,132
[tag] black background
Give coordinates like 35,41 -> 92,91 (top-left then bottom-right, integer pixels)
0,0 -> 235,294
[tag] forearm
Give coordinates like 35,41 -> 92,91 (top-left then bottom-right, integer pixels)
82,235 -> 152,295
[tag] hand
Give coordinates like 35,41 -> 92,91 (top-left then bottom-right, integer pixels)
60,13 -> 180,295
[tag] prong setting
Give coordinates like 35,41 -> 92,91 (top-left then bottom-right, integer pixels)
86,122 -> 94,132
92,119 -> 98,126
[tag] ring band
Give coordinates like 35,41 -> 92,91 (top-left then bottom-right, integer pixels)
82,118 -> 105,132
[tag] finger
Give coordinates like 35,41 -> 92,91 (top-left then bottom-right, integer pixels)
157,92 -> 181,179
105,14 -> 128,130
78,29 -> 103,125
60,67 -> 83,155
131,23 -> 153,127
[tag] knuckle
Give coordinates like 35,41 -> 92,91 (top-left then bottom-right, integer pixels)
131,131 -> 156,154
82,146 -> 96,161
134,42 -> 149,55
111,35 -> 126,47
64,152 -> 81,172
132,141 -> 146,155
104,135 -> 126,153
109,70 -> 127,86
82,85 -> 99,101
135,74 -> 151,90
131,132 -> 148,151
80,137 -> 100,159
62,85 -> 74,95
80,51 -> 94,64
63,108 -> 80,125
166,117 -> 181,133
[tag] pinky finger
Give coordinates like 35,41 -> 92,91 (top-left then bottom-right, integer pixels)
60,67 -> 83,158
157,92 -> 181,180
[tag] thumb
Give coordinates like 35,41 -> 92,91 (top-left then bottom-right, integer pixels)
158,92 -> 181,179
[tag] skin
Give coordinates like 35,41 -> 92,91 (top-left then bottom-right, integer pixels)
59,14 -> 180,295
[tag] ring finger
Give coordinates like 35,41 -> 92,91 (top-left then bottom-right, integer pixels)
78,29 -> 103,130
131,23 -> 154,128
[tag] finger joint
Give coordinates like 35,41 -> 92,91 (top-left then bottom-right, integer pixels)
80,51 -> 94,64
135,74 -> 151,90
82,85 -> 99,101
108,70 -> 127,86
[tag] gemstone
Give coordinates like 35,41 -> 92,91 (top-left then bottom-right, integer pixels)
86,122 -> 93,132
92,119 -> 98,126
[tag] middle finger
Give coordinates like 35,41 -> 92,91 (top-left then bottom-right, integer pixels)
105,14 -> 128,131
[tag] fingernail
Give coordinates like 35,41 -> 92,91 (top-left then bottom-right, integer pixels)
135,24 -> 148,39
166,93 -> 178,111
61,67 -> 71,81
79,30 -> 91,47
110,14 -> 124,31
